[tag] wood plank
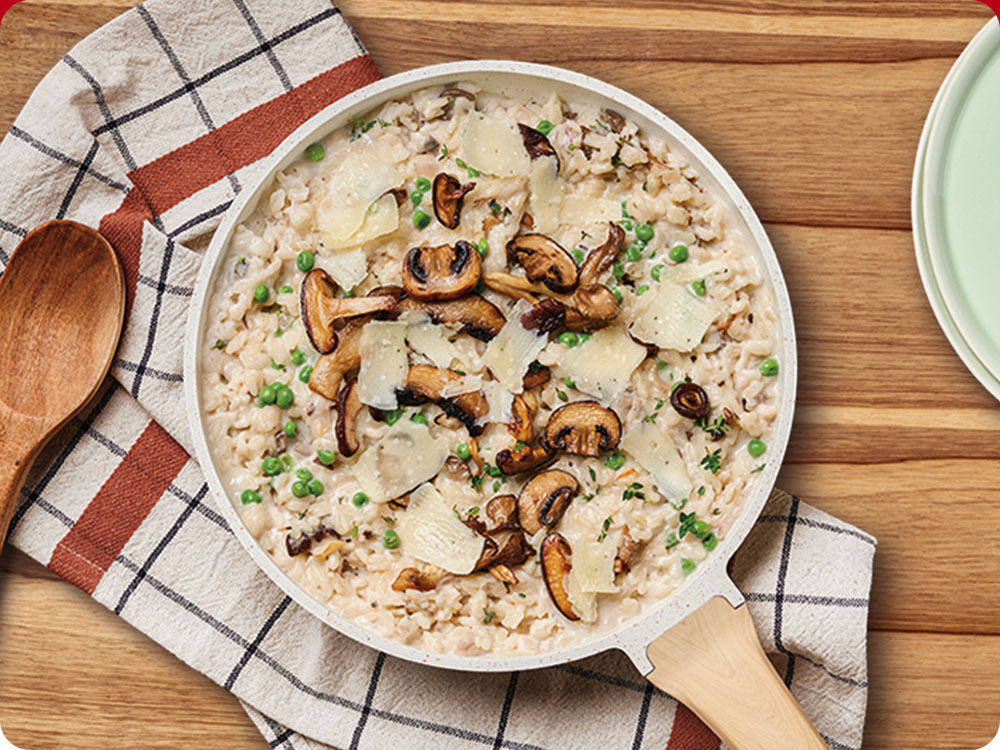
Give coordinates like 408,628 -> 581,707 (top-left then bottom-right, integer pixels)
0,547 -> 265,750
777,459 -> 1000,635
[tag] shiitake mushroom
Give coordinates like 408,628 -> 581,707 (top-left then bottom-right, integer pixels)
670,382 -> 710,420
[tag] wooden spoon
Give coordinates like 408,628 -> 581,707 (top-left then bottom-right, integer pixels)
0,220 -> 125,547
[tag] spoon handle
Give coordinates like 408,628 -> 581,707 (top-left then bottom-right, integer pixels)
0,404 -> 43,550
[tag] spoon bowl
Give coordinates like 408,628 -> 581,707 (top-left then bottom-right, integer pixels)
0,220 -> 124,545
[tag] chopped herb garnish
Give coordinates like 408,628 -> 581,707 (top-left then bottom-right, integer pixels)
556,389 -> 569,402
700,448 -> 723,474
665,532 -> 678,549
212,339 -> 228,350
679,512 -> 710,540
351,524 -> 359,538
493,480 -> 501,492
604,454 -> 625,471
270,358 -> 286,371
597,516 -> 612,542
751,463 -> 766,474
489,199 -> 503,215
695,415 -> 729,440
563,376 -> 576,389
671,497 -> 687,511
483,609 -> 498,625
383,516 -> 395,526
697,485 -> 706,496
622,482 -> 645,501
438,144 -> 449,160
349,119 -> 377,139
588,467 -> 597,482
468,507 -> 480,517
657,359 -> 668,370
471,474 -> 485,491
518,593 -> 527,599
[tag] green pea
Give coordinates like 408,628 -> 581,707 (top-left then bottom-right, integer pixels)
410,412 -> 429,425
476,238 -> 488,256
702,533 -> 718,551
558,331 -> 579,348
275,384 -> 294,409
692,280 -> 706,297
284,421 -> 298,437
760,358 -> 779,377
295,468 -> 313,482
415,176 -> 431,192
536,120 -> 553,135
298,365 -> 313,384
307,479 -> 324,496
383,408 -> 403,426
610,286 -> 623,304
253,284 -> 270,303
456,443 -> 471,461
635,224 -> 654,242
240,489 -> 262,505
747,439 -> 766,458
669,244 -> 689,263
383,529 -> 400,549
410,190 -> 423,206
291,481 -> 309,498
636,285 -> 650,297
258,384 -> 277,405
306,143 -> 325,162
625,244 -> 643,263
571,248 -> 585,265
613,260 -> 625,280
650,264 -> 663,282
317,449 -> 337,465
690,520 -> 711,539
681,557 -> 696,575
412,209 -> 431,229
261,457 -> 282,476
279,285 -> 294,294
352,492 -> 369,507
665,532 -> 679,549
619,218 -> 636,232
291,349 -> 306,366
297,251 -> 315,272
280,453 -> 294,472
605,454 -> 625,471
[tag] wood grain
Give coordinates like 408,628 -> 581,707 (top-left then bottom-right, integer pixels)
1,1 -> 998,749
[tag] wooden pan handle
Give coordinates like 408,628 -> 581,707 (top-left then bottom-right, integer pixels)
646,595 -> 828,750
0,404 -> 42,549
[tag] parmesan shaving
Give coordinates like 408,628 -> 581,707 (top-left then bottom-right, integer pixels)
528,156 -> 563,234
397,483 -> 485,575
462,113 -> 530,177
630,282 -> 719,353
481,300 -> 548,393
552,326 -> 646,402
620,422 -> 692,503
316,147 -> 403,243
357,320 -> 408,410
350,421 -> 449,504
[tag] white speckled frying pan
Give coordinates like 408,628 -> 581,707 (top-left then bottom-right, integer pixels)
184,61 -> 824,749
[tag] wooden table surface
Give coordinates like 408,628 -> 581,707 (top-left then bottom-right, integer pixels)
2,1 -> 1000,748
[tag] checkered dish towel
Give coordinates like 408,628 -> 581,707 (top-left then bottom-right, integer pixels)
0,1 -> 876,748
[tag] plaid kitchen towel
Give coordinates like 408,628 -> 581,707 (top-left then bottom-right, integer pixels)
0,1 -> 877,749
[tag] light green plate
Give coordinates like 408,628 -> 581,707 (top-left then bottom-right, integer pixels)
915,19 -> 1000,401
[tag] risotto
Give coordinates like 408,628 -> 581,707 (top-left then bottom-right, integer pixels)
199,82 -> 781,656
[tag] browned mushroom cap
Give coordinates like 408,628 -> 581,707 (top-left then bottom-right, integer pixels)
541,533 -> 578,620
507,234 -> 579,294
485,494 -> 518,531
496,442 -> 557,475
285,526 -> 341,557
614,525 -> 640,575
517,469 -> 578,535
433,173 -> 475,230
489,564 -> 519,585
519,123 -> 560,169
402,241 -> 482,301
391,565 -> 447,592
601,108 -> 626,133
301,270 -> 399,354
483,272 -> 619,332
522,363 -> 552,390
579,223 -> 625,287
520,298 -> 565,334
397,294 -> 505,341
543,401 -> 622,457
475,529 -> 533,572
335,378 -> 363,457
397,364 -> 489,436
508,392 -> 537,443
562,285 -> 621,332
308,318 -> 365,400
670,382 -> 710,420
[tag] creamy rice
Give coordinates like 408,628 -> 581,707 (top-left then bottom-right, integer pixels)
200,82 -> 780,657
